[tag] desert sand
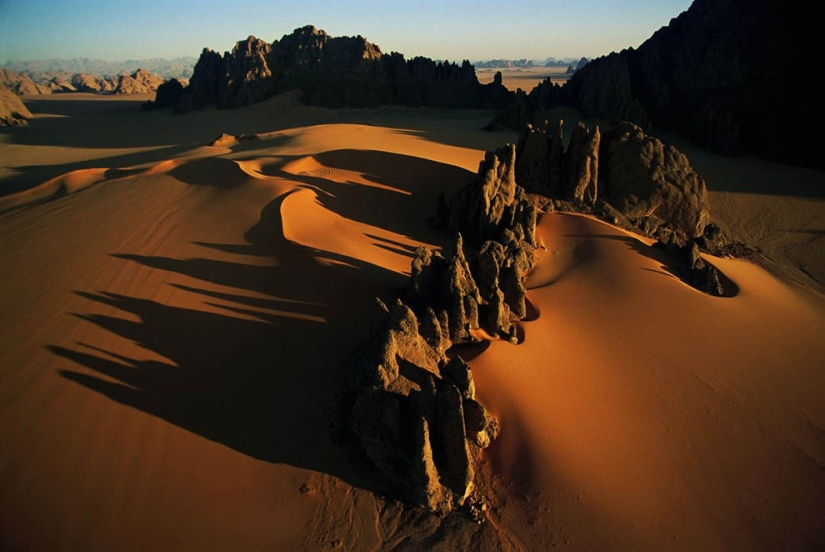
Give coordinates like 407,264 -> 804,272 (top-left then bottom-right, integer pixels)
0,92 -> 823,551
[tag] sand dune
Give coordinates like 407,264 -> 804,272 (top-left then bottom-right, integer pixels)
1,93 -> 823,550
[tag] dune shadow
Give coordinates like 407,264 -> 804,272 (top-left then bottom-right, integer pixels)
49,189 -> 415,494
275,149 -> 474,241
564,232 -> 739,297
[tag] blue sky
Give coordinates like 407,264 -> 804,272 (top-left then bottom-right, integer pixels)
0,0 -> 693,63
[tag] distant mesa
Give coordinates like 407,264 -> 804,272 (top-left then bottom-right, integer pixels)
146,25 -> 514,112
490,0 -> 821,170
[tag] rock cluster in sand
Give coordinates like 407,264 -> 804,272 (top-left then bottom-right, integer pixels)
516,120 -> 710,247
161,25 -> 512,112
514,119 -> 728,295
346,144 -> 540,515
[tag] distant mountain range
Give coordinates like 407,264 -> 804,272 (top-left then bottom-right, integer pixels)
473,58 -> 586,69
2,57 -> 197,80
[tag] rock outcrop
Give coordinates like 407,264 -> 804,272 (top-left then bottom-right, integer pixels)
164,26 -> 513,112
47,77 -> 76,93
514,120 -> 709,246
70,73 -> 117,93
0,87 -> 33,126
345,135 -> 546,516
0,68 -> 49,95
149,78 -> 185,108
492,0 -> 821,170
346,298 -> 497,514
601,122 -> 709,244
114,68 -> 164,94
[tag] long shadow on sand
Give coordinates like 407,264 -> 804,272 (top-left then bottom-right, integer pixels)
49,190 -> 415,493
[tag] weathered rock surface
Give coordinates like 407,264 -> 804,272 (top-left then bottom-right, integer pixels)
437,144 -> 537,250
165,25 -> 513,112
0,87 -> 33,126
515,119 -> 599,207
601,122 -> 709,244
514,120 -> 709,246
346,295 -> 499,515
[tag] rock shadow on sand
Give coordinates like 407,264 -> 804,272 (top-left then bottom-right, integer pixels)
50,190 -> 416,495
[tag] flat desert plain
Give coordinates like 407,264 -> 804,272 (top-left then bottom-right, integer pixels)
0,92 -> 823,551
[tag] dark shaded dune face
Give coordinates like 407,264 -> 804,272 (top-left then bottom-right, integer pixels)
169,157 -> 253,188
312,149 -> 474,193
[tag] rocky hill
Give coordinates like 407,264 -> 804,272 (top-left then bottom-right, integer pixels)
491,0 -> 821,170
157,26 -> 513,112
0,67 -> 166,96
0,87 -> 33,126
114,68 -> 164,94
0,68 -> 50,95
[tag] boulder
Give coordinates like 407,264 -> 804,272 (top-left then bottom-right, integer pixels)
602,122 -> 710,244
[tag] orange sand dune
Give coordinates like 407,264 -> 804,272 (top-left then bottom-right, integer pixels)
1,93 -> 823,551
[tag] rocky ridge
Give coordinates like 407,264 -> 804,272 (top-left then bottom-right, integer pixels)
489,0 -> 820,170
344,144 -> 539,517
343,119 -> 734,521
343,118 -> 735,519
152,25 -> 513,112
1,67 -> 167,96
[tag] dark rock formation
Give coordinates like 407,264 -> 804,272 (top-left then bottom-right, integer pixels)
601,122 -> 709,244
150,78 -> 185,108
0,87 -> 33,126
408,236 -> 481,345
514,119 -> 709,246
164,26 -> 514,112
655,239 -> 725,297
345,126 -> 558,516
492,0 -> 821,169
346,296 -> 499,515
515,119 -> 599,207
437,144 -> 537,250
